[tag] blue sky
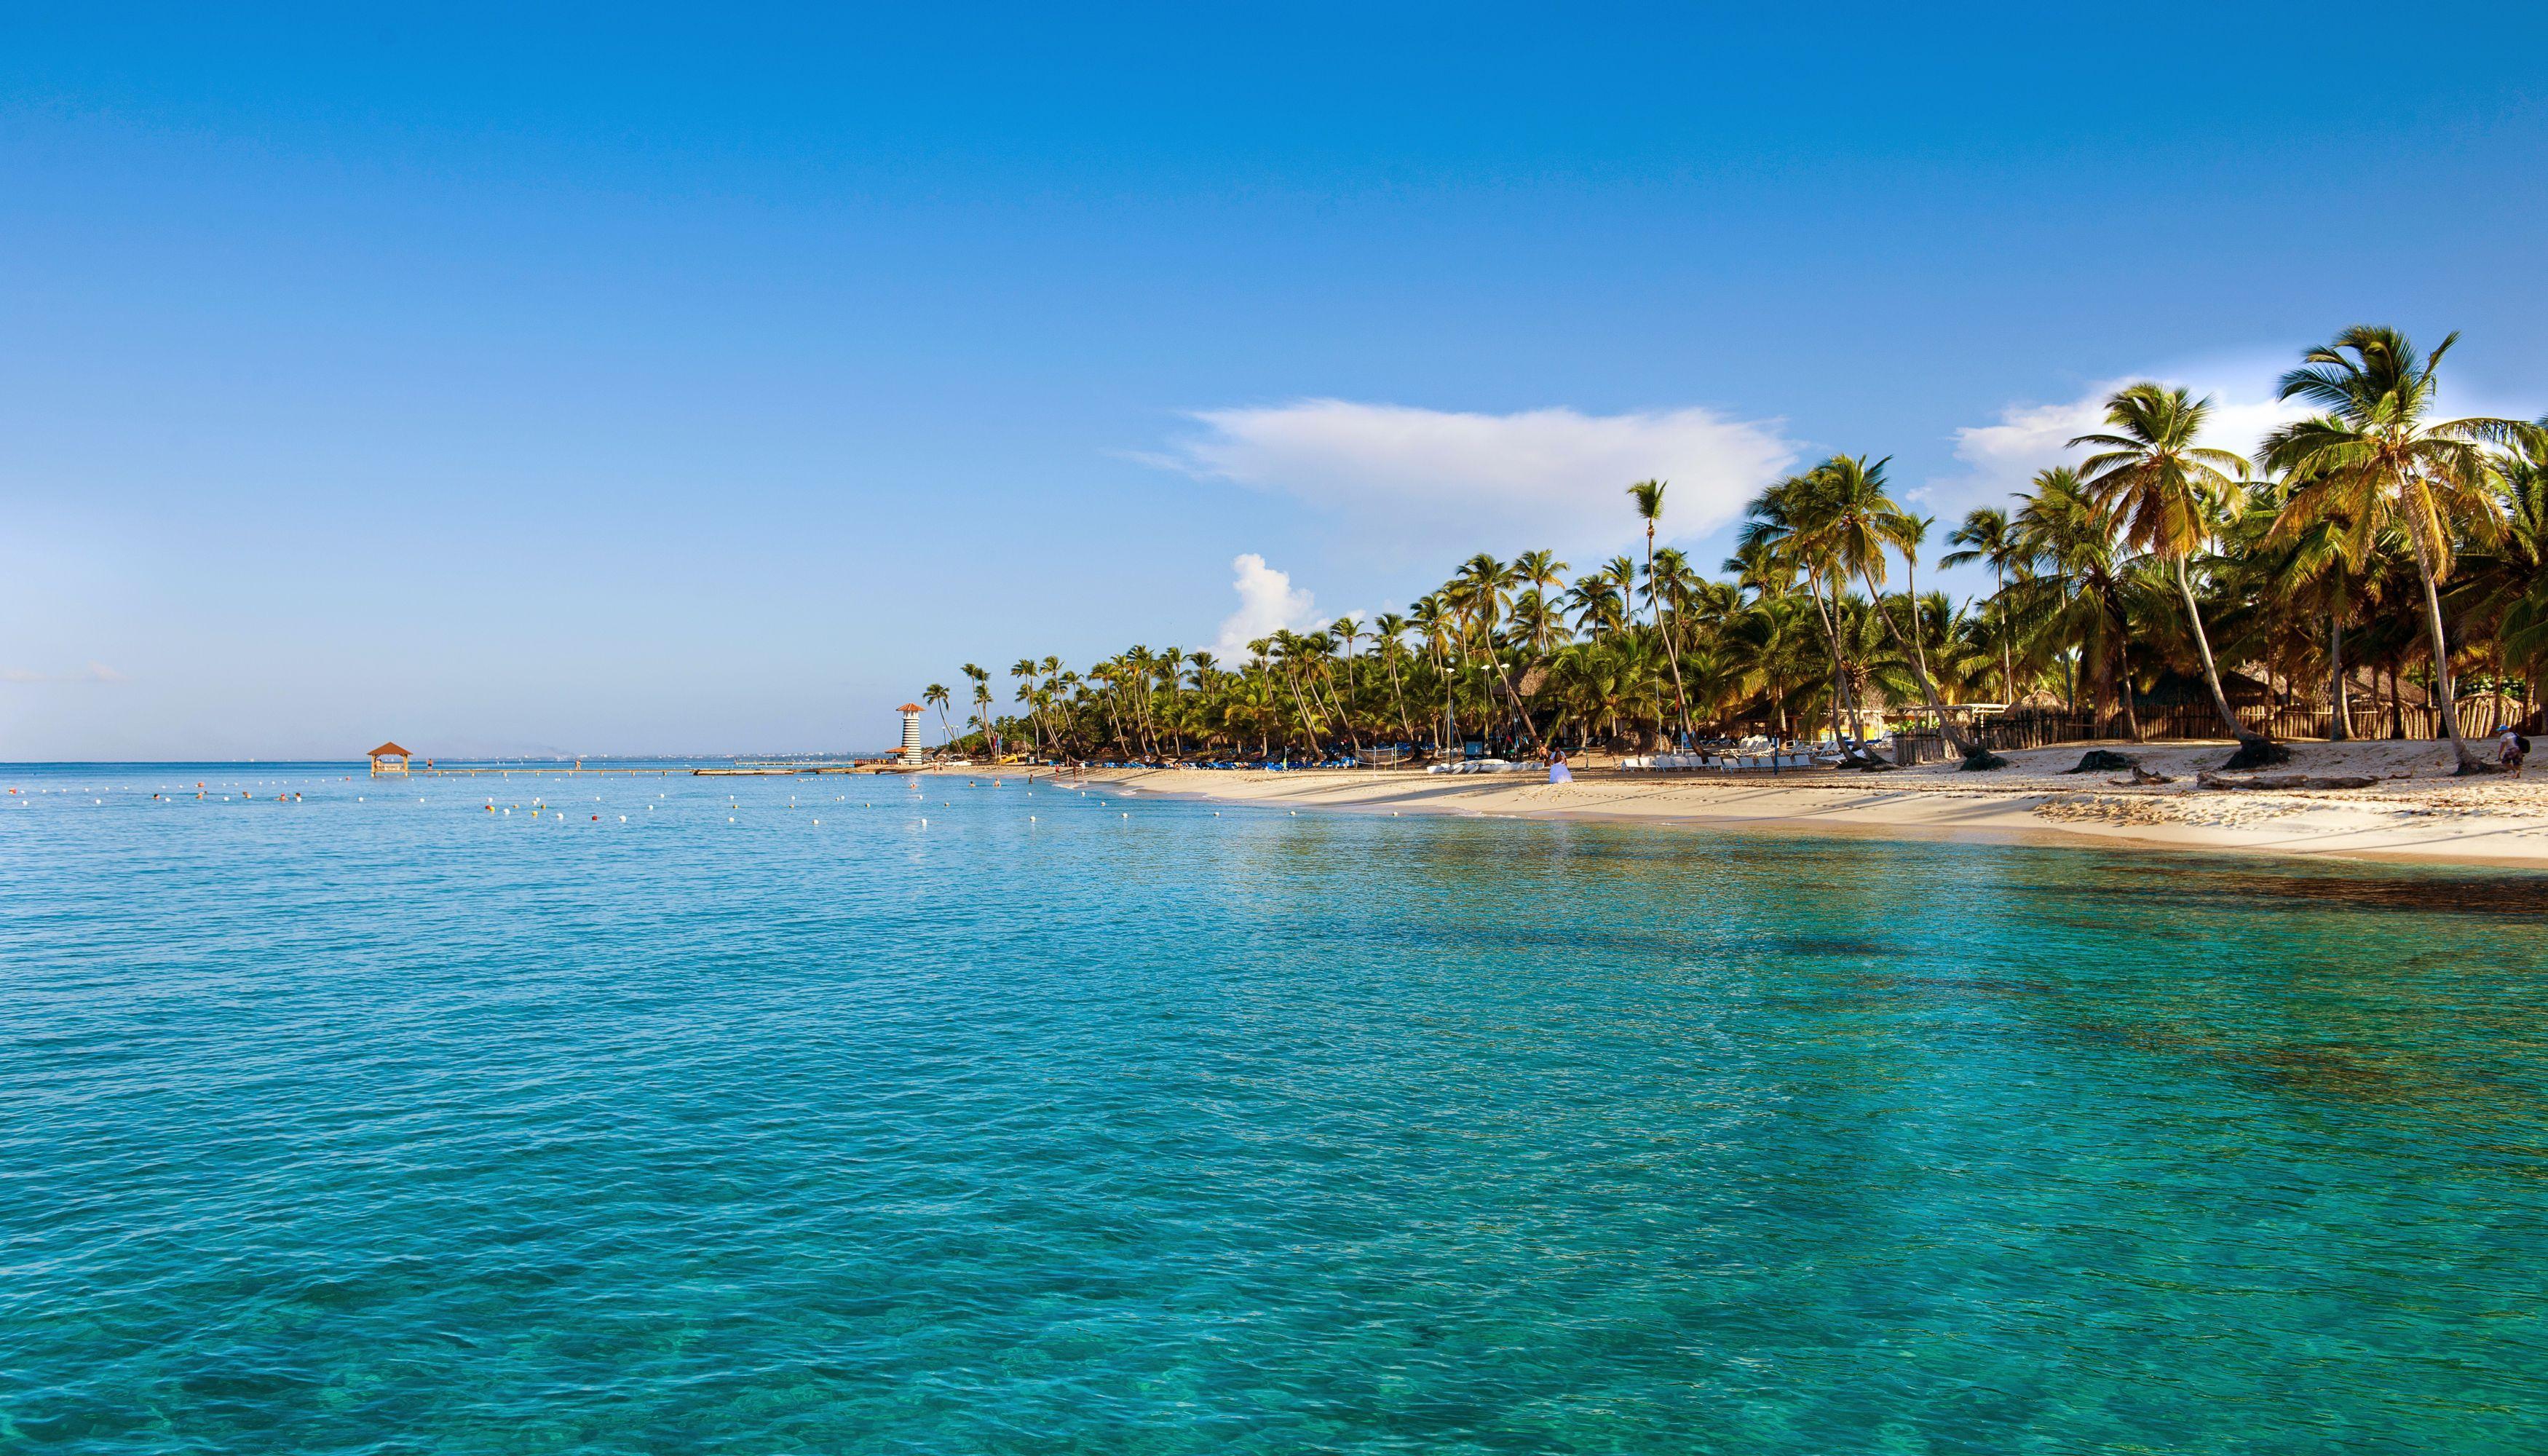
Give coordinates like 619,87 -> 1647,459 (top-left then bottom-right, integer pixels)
5,5 -> 2544,758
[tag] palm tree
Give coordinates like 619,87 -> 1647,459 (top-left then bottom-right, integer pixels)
2263,327 -> 2537,770
2009,466 -> 2146,736
1351,613 -> 1405,747
923,683 -> 954,748
2071,383 -> 2260,748
1789,455 -> 1989,760
1010,659 -> 1050,756
2468,426 -> 2548,704
1627,480 -> 1693,745
961,663 -> 994,755
1942,506 -> 2023,705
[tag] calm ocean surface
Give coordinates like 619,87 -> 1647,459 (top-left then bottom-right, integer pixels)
4,761 -> 2547,1454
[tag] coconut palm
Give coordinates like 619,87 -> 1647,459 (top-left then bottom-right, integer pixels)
2071,383 -> 2258,748
1738,474 -> 1857,746
1357,613 -> 1414,745
1787,455 -> 1989,759
1942,505 -> 2024,705
923,682 -> 954,748
1627,480 -> 1693,745
960,664 -> 994,755
2263,327 -> 2538,770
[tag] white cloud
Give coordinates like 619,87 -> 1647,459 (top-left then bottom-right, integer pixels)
1146,399 -> 1797,557
1926,357 -> 2310,517
1211,553 -> 1318,660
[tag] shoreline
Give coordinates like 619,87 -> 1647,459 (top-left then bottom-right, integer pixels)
986,740 -> 2548,867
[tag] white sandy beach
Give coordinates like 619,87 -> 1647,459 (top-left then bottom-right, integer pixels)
1028,740 -> 2548,866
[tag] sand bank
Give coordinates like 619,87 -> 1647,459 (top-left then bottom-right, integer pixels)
1026,740 -> 2548,866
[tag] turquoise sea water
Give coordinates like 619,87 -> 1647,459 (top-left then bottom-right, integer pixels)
4,761 -> 2547,1454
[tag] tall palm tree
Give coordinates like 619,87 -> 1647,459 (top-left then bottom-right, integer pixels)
1010,659 -> 1050,756
2009,466 -> 2145,736
1449,553 -> 1548,754
923,682 -> 954,748
2071,383 -> 2259,747
1942,505 -> 2023,705
961,663 -> 994,755
2263,327 -> 2536,770
1370,612 -> 1422,745
1626,480 -> 1693,745
1789,455 -> 1988,759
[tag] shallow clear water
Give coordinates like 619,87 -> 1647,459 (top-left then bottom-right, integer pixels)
4,761 -> 2547,1454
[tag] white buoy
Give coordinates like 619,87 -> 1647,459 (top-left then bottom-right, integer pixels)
620,815 -> 627,822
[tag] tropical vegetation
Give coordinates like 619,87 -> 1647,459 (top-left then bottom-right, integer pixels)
933,328 -> 2548,769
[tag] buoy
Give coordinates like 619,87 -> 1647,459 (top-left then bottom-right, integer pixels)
1121,812 -> 1128,818
620,815 -> 627,822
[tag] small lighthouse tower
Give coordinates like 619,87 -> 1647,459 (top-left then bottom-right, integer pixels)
898,703 -> 925,764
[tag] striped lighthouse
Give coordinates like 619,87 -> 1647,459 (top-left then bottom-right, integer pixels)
898,703 -> 925,764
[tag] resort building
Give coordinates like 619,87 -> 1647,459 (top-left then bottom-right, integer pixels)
898,704 -> 925,764
368,742 -> 413,776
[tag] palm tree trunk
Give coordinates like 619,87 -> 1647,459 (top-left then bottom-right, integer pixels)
2402,526 -> 2486,769
1860,570 -> 1982,758
1997,567 -> 2015,705
2173,558 -> 2260,743
2327,612 -> 2350,742
1320,670 -> 1364,757
1283,671 -> 1322,756
1802,569 -> 1852,747
2107,604 -> 2143,741
1385,652 -> 1418,745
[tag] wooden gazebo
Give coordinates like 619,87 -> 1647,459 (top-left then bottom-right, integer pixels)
368,742 -> 413,777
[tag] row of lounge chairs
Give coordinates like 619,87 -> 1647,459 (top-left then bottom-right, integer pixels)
1425,758 -> 1543,775
1619,748 -> 1837,772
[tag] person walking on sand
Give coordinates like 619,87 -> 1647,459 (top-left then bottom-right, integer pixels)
1548,750 -> 1573,785
2500,727 -> 2528,777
